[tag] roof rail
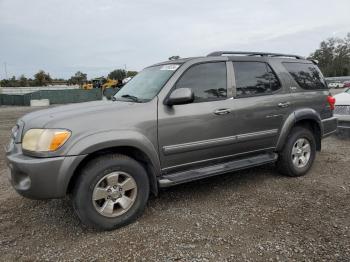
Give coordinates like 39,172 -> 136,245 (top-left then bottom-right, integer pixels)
207,51 -> 304,59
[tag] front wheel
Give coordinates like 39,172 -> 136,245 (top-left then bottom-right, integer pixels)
276,126 -> 316,177
72,154 -> 149,230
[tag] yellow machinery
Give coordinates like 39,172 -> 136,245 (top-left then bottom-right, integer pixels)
82,81 -> 93,90
82,77 -> 120,91
102,78 -> 119,90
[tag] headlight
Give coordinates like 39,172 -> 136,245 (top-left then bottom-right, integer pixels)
22,129 -> 71,152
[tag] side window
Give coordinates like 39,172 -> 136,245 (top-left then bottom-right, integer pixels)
175,62 -> 227,102
283,62 -> 327,90
233,62 -> 281,98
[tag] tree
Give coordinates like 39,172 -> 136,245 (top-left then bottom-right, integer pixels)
108,69 -> 126,80
68,71 -> 87,86
27,78 -> 36,87
309,33 -> 350,77
1,72 -> 57,87
0,77 -> 18,87
18,75 -> 28,87
127,71 -> 138,77
34,70 -> 52,86
9,76 -> 19,87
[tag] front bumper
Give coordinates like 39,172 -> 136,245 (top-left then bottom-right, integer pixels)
5,142 -> 86,199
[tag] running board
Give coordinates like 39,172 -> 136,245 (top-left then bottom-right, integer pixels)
158,153 -> 278,188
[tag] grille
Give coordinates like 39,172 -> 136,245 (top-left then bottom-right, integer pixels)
334,105 -> 350,115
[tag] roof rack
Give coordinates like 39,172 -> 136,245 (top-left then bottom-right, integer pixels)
207,51 -> 304,59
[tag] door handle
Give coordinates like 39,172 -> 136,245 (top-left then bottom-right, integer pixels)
278,102 -> 290,108
214,108 -> 231,115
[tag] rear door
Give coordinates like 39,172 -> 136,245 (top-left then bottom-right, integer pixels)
229,61 -> 291,151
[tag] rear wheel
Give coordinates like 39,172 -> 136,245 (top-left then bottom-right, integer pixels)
277,126 -> 316,177
72,154 -> 149,230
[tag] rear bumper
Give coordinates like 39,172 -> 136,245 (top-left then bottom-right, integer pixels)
321,116 -> 338,137
5,142 -> 86,199
334,114 -> 350,130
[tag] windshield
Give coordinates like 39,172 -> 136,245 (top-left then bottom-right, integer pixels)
114,64 -> 180,102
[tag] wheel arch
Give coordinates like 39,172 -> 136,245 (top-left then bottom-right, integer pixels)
276,109 -> 323,151
66,145 -> 159,196
64,130 -> 161,197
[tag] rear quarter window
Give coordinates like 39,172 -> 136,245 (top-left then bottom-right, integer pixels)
283,62 -> 327,90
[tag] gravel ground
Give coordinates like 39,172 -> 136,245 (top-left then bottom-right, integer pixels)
0,100 -> 349,261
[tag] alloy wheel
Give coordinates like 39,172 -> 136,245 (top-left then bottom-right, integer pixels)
291,138 -> 311,169
92,172 -> 137,217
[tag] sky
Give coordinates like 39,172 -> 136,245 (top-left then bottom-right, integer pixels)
0,0 -> 349,79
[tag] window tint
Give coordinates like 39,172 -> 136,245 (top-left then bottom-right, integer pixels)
283,62 -> 327,90
175,62 -> 227,102
233,62 -> 281,97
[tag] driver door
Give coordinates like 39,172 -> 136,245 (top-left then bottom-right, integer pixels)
157,61 -> 239,173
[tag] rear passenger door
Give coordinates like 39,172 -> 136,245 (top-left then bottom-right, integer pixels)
230,61 -> 290,151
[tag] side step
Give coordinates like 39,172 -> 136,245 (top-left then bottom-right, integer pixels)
158,153 -> 278,188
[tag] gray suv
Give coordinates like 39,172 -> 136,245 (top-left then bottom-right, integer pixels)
6,51 -> 338,230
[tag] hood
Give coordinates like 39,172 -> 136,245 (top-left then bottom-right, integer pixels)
21,100 -> 120,124
20,99 -> 156,133
17,99 -> 158,158
334,92 -> 350,105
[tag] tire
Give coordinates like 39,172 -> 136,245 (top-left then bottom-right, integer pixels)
276,126 -> 316,177
72,154 -> 149,230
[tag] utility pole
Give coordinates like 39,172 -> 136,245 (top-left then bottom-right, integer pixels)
4,62 -> 8,79
124,64 -> 127,78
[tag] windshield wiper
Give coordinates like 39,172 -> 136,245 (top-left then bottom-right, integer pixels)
120,94 -> 140,102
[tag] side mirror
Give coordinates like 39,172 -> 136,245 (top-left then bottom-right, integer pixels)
166,88 -> 194,106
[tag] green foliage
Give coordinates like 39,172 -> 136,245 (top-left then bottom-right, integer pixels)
108,69 -> 127,80
309,33 -> 350,77
19,75 -> 29,87
0,76 -> 19,87
0,71 -> 71,87
33,70 -> 52,86
68,71 -> 87,86
127,71 -> 138,77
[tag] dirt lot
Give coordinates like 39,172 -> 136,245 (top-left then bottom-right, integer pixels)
0,103 -> 349,261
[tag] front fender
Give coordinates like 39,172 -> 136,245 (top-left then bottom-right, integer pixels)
56,130 -> 161,195
66,130 -> 161,173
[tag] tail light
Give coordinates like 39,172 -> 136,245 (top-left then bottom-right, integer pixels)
327,95 -> 336,110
